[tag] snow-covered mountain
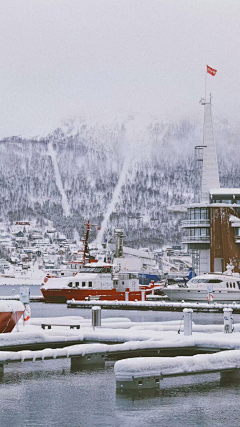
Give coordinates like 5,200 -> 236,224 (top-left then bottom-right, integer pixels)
0,113 -> 239,248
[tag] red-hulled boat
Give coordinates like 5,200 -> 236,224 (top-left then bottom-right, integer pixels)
41,261 -> 158,303
0,300 -> 25,333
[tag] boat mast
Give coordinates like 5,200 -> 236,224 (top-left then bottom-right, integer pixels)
81,220 -> 98,264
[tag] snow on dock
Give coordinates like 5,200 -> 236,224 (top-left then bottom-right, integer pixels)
0,295 -> 44,302
67,299 -> 240,313
2,312 -> 240,378
115,350 -> 240,390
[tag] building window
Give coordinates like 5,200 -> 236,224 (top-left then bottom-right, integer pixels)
212,198 -> 232,204
200,208 -> 209,219
88,281 -> 92,287
200,228 -> 210,236
188,208 -> 209,220
82,282 -> 85,287
189,209 -> 194,220
195,208 -> 200,220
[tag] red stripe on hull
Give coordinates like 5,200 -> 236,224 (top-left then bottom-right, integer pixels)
41,288 -> 150,303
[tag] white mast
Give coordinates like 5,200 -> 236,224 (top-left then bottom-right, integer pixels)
200,96 -> 220,202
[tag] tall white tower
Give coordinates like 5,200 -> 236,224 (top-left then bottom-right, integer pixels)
200,98 -> 220,202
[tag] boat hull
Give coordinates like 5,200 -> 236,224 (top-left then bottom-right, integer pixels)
0,310 -> 24,333
163,288 -> 240,303
41,288 -> 150,303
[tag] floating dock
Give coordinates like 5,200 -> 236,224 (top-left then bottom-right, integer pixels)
115,350 -> 240,390
67,299 -> 240,313
0,295 -> 44,302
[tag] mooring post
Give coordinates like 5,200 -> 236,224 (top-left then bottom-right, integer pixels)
141,290 -> 145,302
125,291 -> 129,302
183,308 -> 193,336
92,306 -> 101,330
223,308 -> 233,333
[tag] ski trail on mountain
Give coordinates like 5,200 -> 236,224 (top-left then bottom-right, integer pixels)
96,155 -> 131,244
48,142 -> 71,217
96,117 -> 145,244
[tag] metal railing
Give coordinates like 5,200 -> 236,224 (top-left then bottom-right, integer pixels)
182,219 -> 210,227
182,236 -> 210,243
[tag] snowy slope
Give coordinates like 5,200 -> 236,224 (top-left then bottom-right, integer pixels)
0,114 -> 239,248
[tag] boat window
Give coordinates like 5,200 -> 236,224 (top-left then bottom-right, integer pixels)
226,282 -> 229,288
82,282 -> 86,287
207,279 -> 223,283
233,282 -> 236,288
68,282 -> 73,288
230,282 -> 232,288
81,268 -> 90,273
75,282 -> 79,288
237,282 -> 240,290
88,281 -> 92,287
122,281 -> 124,285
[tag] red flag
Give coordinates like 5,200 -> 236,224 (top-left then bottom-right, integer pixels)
207,65 -> 217,76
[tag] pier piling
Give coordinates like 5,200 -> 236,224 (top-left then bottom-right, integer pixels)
71,353 -> 106,370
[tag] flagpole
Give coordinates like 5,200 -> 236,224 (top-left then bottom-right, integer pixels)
205,65 -> 207,100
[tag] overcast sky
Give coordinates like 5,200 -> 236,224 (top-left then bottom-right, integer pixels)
0,0 -> 239,138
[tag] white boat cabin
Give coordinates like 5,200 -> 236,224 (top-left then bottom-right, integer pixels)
42,262 -> 140,292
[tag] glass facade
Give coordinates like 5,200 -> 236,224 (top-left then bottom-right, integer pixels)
188,208 -> 209,220
212,199 -> 232,204
188,228 -> 210,237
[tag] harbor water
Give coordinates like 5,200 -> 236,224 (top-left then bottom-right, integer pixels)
0,286 -> 240,427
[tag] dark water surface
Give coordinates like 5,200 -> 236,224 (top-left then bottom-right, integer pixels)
0,286 -> 240,427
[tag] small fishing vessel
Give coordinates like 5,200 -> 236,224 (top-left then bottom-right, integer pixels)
163,264 -> 240,302
0,300 -> 25,333
41,261 -> 161,303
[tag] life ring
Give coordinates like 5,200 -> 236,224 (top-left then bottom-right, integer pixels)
23,304 -> 31,322
207,293 -> 214,302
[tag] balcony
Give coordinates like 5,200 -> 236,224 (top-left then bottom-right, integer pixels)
182,236 -> 210,244
182,219 -> 210,228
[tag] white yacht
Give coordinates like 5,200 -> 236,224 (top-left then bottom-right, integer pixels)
163,264 -> 240,302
